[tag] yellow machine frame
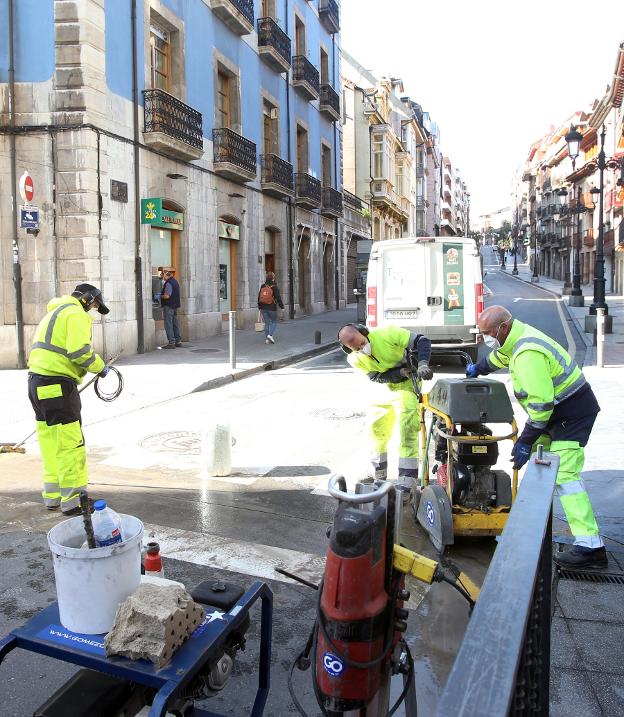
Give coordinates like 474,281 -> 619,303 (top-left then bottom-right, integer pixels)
419,393 -> 519,537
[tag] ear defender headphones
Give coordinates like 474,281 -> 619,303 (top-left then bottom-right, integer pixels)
337,323 -> 369,354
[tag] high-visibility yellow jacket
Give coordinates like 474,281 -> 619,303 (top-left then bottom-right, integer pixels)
348,325 -> 430,392
483,319 -> 586,434
28,296 -> 105,383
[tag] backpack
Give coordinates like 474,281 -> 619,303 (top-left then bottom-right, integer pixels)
259,284 -> 275,305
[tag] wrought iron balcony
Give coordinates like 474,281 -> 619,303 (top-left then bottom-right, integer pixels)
321,186 -> 343,218
415,196 -> 426,209
142,89 -> 204,161
261,154 -> 294,198
295,172 -> 322,209
319,0 -> 340,34
292,55 -> 320,101
319,83 -> 340,121
257,17 -> 291,73
212,127 -> 257,183
343,189 -> 363,212
209,0 -> 254,35
415,163 -> 425,177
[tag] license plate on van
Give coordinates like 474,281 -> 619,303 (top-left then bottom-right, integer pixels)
385,309 -> 420,319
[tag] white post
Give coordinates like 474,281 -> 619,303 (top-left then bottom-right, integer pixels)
229,311 -> 236,370
597,308 -> 605,368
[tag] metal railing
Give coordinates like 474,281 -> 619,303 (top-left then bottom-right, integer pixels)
318,0 -> 340,31
292,55 -> 320,94
261,153 -> 294,192
257,17 -> 291,65
322,186 -> 343,215
415,196 -> 426,209
227,0 -> 254,24
295,172 -> 322,204
143,89 -> 203,150
212,127 -> 257,174
415,162 -> 425,177
320,83 -> 340,117
343,189 -> 363,212
435,449 -> 559,717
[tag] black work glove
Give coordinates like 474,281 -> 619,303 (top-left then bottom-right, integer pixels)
368,368 -> 405,384
416,361 -> 433,380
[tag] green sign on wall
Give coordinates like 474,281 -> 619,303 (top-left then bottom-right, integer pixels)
443,243 -> 465,325
141,198 -> 184,230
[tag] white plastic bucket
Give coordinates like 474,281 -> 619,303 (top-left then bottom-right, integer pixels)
47,514 -> 143,634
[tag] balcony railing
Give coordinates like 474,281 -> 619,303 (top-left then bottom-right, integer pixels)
343,189 -> 363,212
143,89 -> 203,160
257,17 -> 291,73
583,228 -> 595,247
319,0 -> 340,33
212,127 -> 257,183
321,186 -> 343,217
261,153 -> 294,197
295,172 -> 322,208
292,55 -> 320,101
415,196 -> 426,209
415,163 -> 425,177
319,83 -> 340,121
209,0 -> 254,35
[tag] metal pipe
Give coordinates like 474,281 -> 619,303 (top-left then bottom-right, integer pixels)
229,311 -> 236,369
8,0 -> 26,368
332,33 -> 340,311
131,0 -> 145,353
51,131 -> 59,295
590,125 -> 608,314
95,127 -> 107,358
597,308 -> 605,368
284,0 -> 295,320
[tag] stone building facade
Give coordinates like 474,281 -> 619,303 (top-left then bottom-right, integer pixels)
0,0 -> 350,368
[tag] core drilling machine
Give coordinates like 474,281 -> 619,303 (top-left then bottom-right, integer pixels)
288,475 -> 479,717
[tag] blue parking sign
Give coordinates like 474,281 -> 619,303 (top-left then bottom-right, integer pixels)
20,206 -> 39,229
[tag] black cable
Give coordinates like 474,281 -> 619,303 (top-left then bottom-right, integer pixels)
440,575 -> 475,610
388,641 -> 416,717
93,366 -> 123,402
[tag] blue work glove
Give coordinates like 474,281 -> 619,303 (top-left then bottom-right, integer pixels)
416,361 -> 433,380
511,442 -> 532,470
99,366 -> 110,378
465,362 -> 480,378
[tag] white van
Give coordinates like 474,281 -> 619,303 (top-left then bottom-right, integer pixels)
366,237 -> 484,362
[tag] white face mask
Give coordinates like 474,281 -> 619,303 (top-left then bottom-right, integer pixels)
483,334 -> 500,350
358,342 -> 372,356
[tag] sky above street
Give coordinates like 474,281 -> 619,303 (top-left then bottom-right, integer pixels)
341,0 -> 624,221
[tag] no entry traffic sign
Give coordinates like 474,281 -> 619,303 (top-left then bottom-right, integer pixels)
19,171 -> 34,203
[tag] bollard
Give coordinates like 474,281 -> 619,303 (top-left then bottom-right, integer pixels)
314,330 -> 321,345
229,310 -> 236,370
597,308 -> 605,368
203,423 -> 232,477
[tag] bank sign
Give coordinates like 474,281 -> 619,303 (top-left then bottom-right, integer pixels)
141,198 -> 184,230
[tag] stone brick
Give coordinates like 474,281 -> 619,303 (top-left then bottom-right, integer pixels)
55,21 -> 105,52
104,584 -> 205,667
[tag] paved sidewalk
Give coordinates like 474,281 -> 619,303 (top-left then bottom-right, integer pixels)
0,306 -> 356,448
497,258 -> 624,715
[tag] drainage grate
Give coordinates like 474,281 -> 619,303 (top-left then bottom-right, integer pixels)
558,569 -> 624,584
190,348 -> 221,354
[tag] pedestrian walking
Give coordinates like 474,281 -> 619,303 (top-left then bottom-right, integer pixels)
338,323 -> 433,497
257,271 -> 284,345
27,283 -> 109,515
160,268 -> 182,349
466,305 -> 606,569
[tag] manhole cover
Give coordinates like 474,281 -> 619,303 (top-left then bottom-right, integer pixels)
141,431 -> 202,454
190,348 -> 222,354
310,408 -> 365,420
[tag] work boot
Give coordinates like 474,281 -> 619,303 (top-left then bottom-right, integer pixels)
553,545 -> 608,569
162,343 -> 176,349
62,498 -> 95,517
175,342 -> 183,347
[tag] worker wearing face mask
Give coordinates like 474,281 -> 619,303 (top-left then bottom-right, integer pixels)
466,305 -> 605,569
338,323 -> 433,496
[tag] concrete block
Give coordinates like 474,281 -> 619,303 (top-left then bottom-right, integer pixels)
105,584 -> 205,667
203,423 -> 232,477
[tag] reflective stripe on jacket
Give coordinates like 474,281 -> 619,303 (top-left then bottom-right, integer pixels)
348,325 -> 425,392
28,296 -> 105,383
485,320 -> 586,431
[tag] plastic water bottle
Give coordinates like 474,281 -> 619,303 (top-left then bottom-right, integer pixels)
92,500 -> 123,547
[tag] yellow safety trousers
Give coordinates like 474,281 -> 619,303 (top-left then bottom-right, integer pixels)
370,388 -> 421,479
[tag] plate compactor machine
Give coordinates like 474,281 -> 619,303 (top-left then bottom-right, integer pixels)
288,475 -> 479,717
414,376 -> 519,551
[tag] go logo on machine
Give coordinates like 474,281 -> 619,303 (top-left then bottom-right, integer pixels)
323,652 -> 345,677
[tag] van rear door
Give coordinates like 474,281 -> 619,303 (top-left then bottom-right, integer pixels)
378,242 -> 429,327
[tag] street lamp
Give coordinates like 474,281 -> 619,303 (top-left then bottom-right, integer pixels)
568,186 -> 590,307
565,125 -> 584,170
512,226 -> 519,275
531,219 -> 540,282
556,188 -> 571,292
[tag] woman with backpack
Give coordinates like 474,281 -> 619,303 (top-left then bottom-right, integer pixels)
257,271 -> 284,344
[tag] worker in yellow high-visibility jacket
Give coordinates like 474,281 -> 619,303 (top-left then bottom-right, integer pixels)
27,284 -> 110,515
338,323 -> 433,499
467,305 -> 605,570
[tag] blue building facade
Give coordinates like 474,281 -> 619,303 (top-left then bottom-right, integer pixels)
0,0 -> 347,366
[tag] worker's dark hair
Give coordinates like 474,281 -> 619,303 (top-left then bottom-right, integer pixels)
337,323 -> 369,354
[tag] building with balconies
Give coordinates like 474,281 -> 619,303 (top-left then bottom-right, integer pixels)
0,0 -> 345,367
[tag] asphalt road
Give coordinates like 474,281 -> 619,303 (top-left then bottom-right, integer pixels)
0,255 -> 581,716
